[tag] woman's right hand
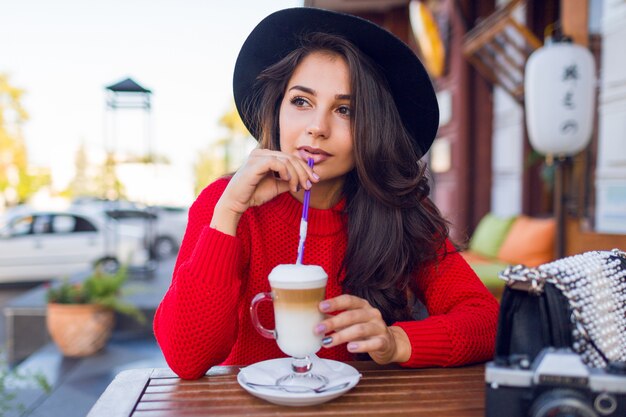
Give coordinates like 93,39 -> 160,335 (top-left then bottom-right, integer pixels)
210,149 -> 319,235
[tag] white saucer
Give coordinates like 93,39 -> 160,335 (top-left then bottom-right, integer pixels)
237,357 -> 361,407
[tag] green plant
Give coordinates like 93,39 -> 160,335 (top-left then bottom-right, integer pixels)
0,351 -> 50,416
46,265 -> 145,324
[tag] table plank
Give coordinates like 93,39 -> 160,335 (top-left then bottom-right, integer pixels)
88,363 -> 486,417
87,368 -> 153,417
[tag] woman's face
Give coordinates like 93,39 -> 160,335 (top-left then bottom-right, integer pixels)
279,51 -> 354,188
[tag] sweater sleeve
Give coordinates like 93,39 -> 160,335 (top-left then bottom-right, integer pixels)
393,239 -> 499,368
153,178 -> 246,379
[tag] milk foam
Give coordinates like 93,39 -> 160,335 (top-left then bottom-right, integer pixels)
268,264 -> 327,289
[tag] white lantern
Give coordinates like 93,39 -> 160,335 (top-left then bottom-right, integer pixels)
524,39 -> 596,156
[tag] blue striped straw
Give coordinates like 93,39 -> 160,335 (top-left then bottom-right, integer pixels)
296,158 -> 314,264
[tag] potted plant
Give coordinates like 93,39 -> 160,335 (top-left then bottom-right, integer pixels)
45,265 -> 145,357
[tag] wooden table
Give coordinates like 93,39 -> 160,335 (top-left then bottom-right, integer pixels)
87,362 -> 486,417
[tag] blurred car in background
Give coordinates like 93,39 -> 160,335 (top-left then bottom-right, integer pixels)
104,206 -> 187,260
70,198 -> 188,260
0,209 -> 149,283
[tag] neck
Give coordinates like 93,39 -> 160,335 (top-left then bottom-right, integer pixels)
290,178 -> 345,209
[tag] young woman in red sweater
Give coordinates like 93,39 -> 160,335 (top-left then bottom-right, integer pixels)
154,7 -> 499,380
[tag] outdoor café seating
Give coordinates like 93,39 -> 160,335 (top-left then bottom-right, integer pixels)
462,213 -> 556,298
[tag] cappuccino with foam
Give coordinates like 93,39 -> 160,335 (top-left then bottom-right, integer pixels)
268,264 -> 327,358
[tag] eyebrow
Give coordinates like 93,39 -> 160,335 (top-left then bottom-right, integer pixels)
288,85 -> 351,101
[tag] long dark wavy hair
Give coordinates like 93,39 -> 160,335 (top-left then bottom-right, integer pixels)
244,32 -> 450,325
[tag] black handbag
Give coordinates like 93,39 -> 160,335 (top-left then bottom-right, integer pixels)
494,249 -> 626,368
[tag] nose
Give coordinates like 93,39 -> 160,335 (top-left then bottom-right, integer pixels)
306,112 -> 330,139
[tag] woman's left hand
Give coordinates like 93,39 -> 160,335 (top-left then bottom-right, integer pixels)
315,294 -> 411,364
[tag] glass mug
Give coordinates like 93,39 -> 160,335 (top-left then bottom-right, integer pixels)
250,264 -> 328,388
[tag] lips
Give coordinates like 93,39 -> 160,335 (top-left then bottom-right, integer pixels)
297,146 -> 331,164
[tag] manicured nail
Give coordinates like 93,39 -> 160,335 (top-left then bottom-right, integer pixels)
322,337 -> 333,346
315,324 -> 327,334
312,173 -> 320,180
347,343 -> 359,352
306,180 -> 312,189
320,301 -> 331,312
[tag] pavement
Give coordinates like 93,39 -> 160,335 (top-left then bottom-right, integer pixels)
12,336 -> 168,417
0,258 -> 175,417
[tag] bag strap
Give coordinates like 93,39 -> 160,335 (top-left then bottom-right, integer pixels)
543,283 -> 572,347
494,283 -> 570,363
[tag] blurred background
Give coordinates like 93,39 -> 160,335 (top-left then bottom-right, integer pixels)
0,0 -> 303,213
2,0 -> 626,257
1,0 -> 626,414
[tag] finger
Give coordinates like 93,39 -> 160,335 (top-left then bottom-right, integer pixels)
280,157 -> 308,193
273,149 -> 321,185
267,150 -> 319,186
321,321 -> 382,348
245,150 -> 290,183
257,150 -> 319,188
318,305 -> 386,349
322,308 -> 381,333
345,336 -> 389,354
264,155 -> 305,193
319,294 -> 370,314
286,156 -> 315,191
264,156 -> 292,183
298,155 -> 322,184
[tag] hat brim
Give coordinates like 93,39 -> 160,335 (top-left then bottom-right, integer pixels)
233,7 -> 439,155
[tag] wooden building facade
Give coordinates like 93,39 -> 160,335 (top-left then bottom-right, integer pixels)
306,0 -> 626,252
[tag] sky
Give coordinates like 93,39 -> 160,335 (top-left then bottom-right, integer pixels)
0,0 -> 300,202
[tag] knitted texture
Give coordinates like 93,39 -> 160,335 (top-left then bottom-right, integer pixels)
154,178 -> 499,379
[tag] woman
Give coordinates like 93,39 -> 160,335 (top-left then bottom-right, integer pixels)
154,7 -> 499,380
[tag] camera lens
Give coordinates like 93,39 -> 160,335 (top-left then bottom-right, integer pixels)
530,390 -> 598,417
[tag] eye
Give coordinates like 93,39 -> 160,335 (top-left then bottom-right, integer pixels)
337,105 -> 351,117
290,96 -> 310,107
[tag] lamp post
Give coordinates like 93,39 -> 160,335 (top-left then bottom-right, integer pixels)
524,35 -> 596,257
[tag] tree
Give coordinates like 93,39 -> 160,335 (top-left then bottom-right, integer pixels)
218,104 -> 250,137
70,140 -> 89,195
61,142 -> 129,201
64,140 -> 96,198
0,73 -> 50,206
193,143 -> 227,196
193,103 -> 255,196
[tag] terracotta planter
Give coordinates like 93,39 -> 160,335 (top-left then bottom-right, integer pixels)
46,303 -> 115,357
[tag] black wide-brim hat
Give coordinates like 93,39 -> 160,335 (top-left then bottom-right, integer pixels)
233,7 -> 439,156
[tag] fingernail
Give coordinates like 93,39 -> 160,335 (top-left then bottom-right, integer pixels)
347,343 -> 358,352
306,180 -> 312,189
320,301 -> 331,312
315,324 -> 326,334
322,337 -> 333,346
312,173 -> 320,180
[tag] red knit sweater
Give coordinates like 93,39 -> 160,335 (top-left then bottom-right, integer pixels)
154,178 -> 499,380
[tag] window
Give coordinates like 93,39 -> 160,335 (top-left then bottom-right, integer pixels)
32,215 -> 52,234
11,216 -> 34,236
52,215 -> 77,233
73,216 -> 98,232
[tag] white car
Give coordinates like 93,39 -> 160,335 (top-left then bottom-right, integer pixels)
104,206 -> 187,259
0,209 -> 149,282
70,199 -> 188,260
